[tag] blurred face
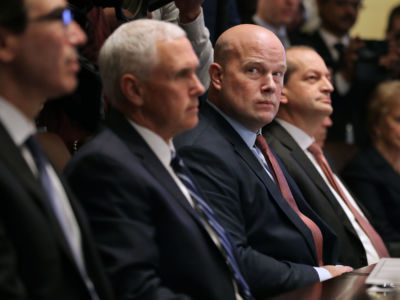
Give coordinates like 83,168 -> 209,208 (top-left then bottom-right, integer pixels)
141,37 -> 205,141
213,29 -> 286,132
12,0 -> 86,99
376,104 -> 400,152
318,0 -> 362,37
283,49 -> 333,127
257,0 -> 300,28
387,15 -> 400,40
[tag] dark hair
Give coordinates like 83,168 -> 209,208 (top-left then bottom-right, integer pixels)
386,5 -> 400,34
0,0 -> 27,33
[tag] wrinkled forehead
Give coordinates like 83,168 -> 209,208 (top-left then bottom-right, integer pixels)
25,0 -> 67,18
233,36 -> 286,66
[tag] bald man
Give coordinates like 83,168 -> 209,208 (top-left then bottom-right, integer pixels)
264,46 -> 387,268
175,25 -> 352,298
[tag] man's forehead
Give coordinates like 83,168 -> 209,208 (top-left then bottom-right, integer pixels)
25,0 -> 67,17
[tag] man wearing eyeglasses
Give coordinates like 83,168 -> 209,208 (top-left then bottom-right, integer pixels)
0,0 -> 114,299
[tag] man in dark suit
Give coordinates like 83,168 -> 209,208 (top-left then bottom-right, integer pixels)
294,0 -> 371,145
0,0 -> 114,299
264,46 -> 389,268
175,24 -> 352,298
65,19 -> 253,300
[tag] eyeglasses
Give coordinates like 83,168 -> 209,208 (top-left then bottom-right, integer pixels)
29,7 -> 73,27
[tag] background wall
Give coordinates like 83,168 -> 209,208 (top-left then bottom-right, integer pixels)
302,0 -> 400,39
351,0 -> 400,39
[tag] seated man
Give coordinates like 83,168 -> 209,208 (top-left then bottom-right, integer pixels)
264,46 -> 389,268
0,0 -> 114,299
65,19 -> 253,300
175,24 -> 352,298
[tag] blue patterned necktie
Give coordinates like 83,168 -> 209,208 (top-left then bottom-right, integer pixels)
25,134 -> 100,300
171,153 -> 254,300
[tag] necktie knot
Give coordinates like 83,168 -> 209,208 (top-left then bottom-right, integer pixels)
308,142 -> 323,158
170,152 -> 183,171
333,42 -> 345,69
255,134 -> 268,152
334,42 -> 344,54
25,134 -> 48,173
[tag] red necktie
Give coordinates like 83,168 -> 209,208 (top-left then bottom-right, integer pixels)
308,142 -> 390,258
255,135 -> 324,266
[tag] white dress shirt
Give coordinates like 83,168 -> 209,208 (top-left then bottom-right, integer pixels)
0,97 -> 98,298
127,118 -> 243,300
208,102 -> 331,281
276,118 -> 380,265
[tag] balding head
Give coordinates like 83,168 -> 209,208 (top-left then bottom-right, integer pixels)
209,24 -> 286,132
278,46 -> 333,136
214,24 -> 284,68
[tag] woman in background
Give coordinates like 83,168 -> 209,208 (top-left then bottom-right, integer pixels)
342,80 -> 400,247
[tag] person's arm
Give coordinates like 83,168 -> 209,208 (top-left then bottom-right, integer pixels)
153,1 -> 213,88
65,154 -> 192,300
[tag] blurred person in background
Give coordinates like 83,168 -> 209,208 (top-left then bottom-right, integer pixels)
251,0 -> 301,47
342,80 -> 400,252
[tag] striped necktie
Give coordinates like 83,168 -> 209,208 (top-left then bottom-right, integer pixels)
255,135 -> 324,266
25,134 -> 100,300
171,153 -> 254,300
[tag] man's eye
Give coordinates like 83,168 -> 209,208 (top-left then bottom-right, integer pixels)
247,68 -> 258,73
273,72 -> 283,77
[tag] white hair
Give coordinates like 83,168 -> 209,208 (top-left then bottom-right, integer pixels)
98,18 -> 186,104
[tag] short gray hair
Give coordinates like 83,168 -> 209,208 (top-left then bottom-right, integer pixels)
98,19 -> 186,104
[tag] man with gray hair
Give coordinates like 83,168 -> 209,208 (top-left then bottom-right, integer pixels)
65,18 -> 253,300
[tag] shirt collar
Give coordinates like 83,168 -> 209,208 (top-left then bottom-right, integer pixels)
0,96 -> 36,147
275,118 -> 315,150
319,27 -> 350,49
208,100 -> 260,149
127,118 -> 175,168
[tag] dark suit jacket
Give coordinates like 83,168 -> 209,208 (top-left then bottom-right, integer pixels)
342,147 -> 400,243
64,109 -> 239,300
0,123 -> 114,300
174,103 -> 339,298
264,121 -> 368,267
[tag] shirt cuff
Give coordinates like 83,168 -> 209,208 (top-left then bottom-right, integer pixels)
314,267 -> 332,281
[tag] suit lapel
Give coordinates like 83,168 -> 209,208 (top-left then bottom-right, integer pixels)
105,110 -> 215,235
202,104 -> 318,258
0,123 -> 83,269
267,122 -> 361,238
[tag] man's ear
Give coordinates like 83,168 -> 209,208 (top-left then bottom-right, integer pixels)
280,86 -> 289,105
0,28 -> 19,63
120,73 -> 144,106
209,62 -> 223,91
